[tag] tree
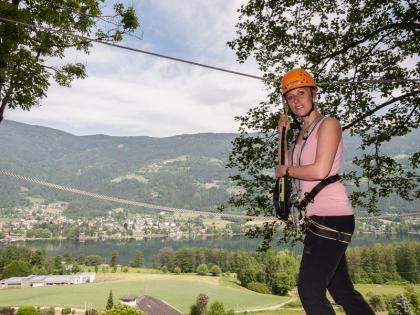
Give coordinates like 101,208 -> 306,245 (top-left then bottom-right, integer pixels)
2,259 -> 31,278
130,250 -> 144,268
106,290 -> 114,310
196,293 -> 209,313
392,293 -> 413,315
272,271 -> 296,296
101,304 -> 145,315
196,264 -> 208,276
0,0 -> 140,123
210,265 -> 221,276
226,0 -> 419,245
404,285 -> 420,315
110,251 -> 118,268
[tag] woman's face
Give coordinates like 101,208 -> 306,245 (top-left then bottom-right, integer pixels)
284,87 -> 316,117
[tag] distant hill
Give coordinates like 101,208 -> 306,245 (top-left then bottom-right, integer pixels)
0,120 -> 418,217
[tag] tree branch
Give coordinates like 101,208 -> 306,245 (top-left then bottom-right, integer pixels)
319,22 -> 420,63
343,90 -> 420,130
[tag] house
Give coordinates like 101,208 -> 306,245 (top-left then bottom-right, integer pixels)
120,295 -> 183,315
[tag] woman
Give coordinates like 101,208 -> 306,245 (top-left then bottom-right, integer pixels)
275,68 -> 374,315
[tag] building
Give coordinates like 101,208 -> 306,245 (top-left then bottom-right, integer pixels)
120,295 -> 183,315
0,272 -> 96,289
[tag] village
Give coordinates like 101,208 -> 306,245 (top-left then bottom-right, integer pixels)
0,202 -> 240,242
0,202 -> 418,243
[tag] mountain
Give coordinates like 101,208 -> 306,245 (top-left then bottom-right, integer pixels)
0,120 -> 418,217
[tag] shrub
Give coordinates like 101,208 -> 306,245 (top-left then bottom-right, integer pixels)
16,306 -> 38,315
367,293 -> 385,312
121,267 -> 129,273
173,266 -> 181,274
61,307 -> 71,315
161,266 -> 168,273
0,307 -> 15,315
247,282 -> 271,294
196,264 -> 208,276
210,265 -> 221,276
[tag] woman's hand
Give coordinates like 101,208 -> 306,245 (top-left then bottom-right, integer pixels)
278,114 -> 290,134
275,165 -> 288,177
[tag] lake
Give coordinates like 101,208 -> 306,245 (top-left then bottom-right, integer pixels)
12,233 -> 419,266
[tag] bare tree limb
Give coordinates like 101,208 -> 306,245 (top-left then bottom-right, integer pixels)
319,22 -> 420,63
343,90 -> 420,130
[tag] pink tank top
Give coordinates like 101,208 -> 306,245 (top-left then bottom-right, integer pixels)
292,118 -> 353,216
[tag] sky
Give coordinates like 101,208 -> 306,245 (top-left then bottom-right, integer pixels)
7,0 -> 267,137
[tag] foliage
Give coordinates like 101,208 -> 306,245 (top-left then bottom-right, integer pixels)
2,259 -> 31,278
210,265 -> 221,276
16,306 -> 38,315
347,242 -> 420,284
110,251 -> 118,268
247,281 -> 272,294
161,265 -> 168,273
0,307 -> 15,315
196,293 -> 209,313
189,305 -> 201,315
367,291 -> 386,312
272,271 -> 295,295
205,301 -> 234,315
100,304 -> 145,315
106,290 -> 113,310
404,285 -> 420,315
130,251 -> 144,268
60,308 -> 71,315
226,0 -> 420,245
0,0 -> 140,123
173,266 -> 181,274
85,255 -> 102,266
391,293 -> 413,315
196,264 -> 209,276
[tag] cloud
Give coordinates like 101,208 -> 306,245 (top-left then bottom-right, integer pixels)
8,0 -> 266,137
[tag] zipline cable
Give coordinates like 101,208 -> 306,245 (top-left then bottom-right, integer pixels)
1,168 -> 419,222
1,17 -> 419,85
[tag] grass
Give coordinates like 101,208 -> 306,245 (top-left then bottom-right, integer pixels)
0,273 -> 288,313
0,271 -> 409,314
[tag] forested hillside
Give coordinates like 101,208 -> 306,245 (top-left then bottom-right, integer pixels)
0,120 -> 418,217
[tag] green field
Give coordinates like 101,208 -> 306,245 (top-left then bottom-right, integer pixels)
0,273 -> 289,313
0,272 -> 412,314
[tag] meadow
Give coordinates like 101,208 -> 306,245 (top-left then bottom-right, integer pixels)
0,272 -> 290,313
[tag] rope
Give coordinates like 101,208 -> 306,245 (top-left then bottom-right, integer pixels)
1,17 -> 419,85
1,168 -> 419,222
0,168 -> 275,221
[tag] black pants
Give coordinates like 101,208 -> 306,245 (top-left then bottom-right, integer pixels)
297,215 -> 375,315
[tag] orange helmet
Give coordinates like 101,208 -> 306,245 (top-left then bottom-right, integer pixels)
281,68 -> 316,95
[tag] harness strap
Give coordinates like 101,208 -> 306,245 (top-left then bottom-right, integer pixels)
296,174 -> 341,211
308,220 -> 352,243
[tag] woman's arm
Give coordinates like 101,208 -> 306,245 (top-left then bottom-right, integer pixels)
276,117 -> 341,180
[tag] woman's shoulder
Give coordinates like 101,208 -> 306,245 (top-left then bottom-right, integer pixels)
316,116 -> 342,139
320,116 -> 342,130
